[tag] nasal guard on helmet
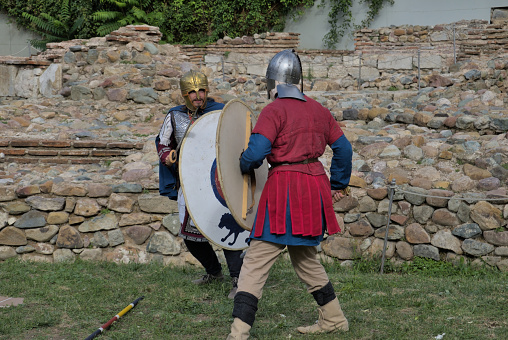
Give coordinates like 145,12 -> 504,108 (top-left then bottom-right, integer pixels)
265,49 -> 303,99
180,70 -> 209,110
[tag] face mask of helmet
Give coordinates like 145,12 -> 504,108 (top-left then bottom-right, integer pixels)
180,70 -> 209,111
265,49 -> 303,99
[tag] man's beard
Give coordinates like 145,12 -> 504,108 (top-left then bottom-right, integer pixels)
192,99 -> 203,108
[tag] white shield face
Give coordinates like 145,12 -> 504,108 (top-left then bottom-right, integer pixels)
179,110 -> 249,250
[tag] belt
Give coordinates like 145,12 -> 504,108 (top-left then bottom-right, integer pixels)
269,158 -> 319,169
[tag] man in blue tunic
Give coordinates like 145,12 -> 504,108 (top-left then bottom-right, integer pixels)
227,50 -> 352,339
156,70 -> 242,299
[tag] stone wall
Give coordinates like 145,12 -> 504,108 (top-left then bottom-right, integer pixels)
0,139 -> 143,165
0,177 -> 184,265
355,20 -> 508,61
180,32 -> 301,63
2,23 -> 508,101
0,138 -> 507,271
0,24 -> 507,271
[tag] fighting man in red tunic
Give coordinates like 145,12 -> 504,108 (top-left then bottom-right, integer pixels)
227,49 -> 353,339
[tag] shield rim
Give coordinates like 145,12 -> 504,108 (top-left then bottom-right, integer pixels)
215,99 -> 269,231
179,109 -> 249,250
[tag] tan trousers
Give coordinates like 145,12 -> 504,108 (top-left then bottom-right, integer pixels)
237,239 -> 330,300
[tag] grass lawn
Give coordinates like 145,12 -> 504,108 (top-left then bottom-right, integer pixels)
0,256 -> 507,340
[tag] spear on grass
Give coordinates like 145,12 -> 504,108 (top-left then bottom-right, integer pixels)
85,296 -> 144,340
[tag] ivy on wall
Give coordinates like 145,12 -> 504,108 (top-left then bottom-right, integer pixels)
322,0 -> 395,49
0,0 -> 392,49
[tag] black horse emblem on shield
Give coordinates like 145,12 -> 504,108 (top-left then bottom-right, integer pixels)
219,213 -> 244,246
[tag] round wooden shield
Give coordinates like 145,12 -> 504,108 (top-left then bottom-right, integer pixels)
179,110 -> 249,250
216,99 -> 269,231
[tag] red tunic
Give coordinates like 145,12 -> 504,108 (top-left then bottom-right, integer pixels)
252,95 -> 343,238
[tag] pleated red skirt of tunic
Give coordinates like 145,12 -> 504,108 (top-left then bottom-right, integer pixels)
252,170 -> 340,238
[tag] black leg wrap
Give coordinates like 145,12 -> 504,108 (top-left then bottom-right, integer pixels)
232,291 -> 258,327
311,281 -> 336,306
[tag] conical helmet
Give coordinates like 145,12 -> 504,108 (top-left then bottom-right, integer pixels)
265,49 -> 303,98
180,70 -> 209,110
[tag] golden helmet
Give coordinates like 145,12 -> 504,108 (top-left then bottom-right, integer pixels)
180,70 -> 209,110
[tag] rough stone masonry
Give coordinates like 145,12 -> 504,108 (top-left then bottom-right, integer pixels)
0,24 -> 507,272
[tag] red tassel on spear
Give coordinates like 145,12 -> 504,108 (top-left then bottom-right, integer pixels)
85,296 -> 144,340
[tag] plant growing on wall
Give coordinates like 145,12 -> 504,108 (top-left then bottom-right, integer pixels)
210,0 -> 315,42
92,0 -> 164,36
20,0 -> 84,50
2,0 -> 393,49
158,0 -> 315,45
322,0 -> 394,49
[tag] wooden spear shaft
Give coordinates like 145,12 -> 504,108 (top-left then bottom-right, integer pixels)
84,296 -> 144,340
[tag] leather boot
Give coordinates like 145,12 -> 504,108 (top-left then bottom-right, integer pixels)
191,272 -> 224,285
297,297 -> 349,334
226,317 -> 251,340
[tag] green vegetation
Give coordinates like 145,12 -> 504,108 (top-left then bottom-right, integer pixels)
321,0 -> 394,48
0,257 -> 506,339
305,66 -> 314,81
160,0 -> 315,45
398,256 -> 498,277
92,0 -> 163,36
0,0 -> 391,48
21,0 -> 84,50
1,0 -> 96,48
100,208 -> 111,214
